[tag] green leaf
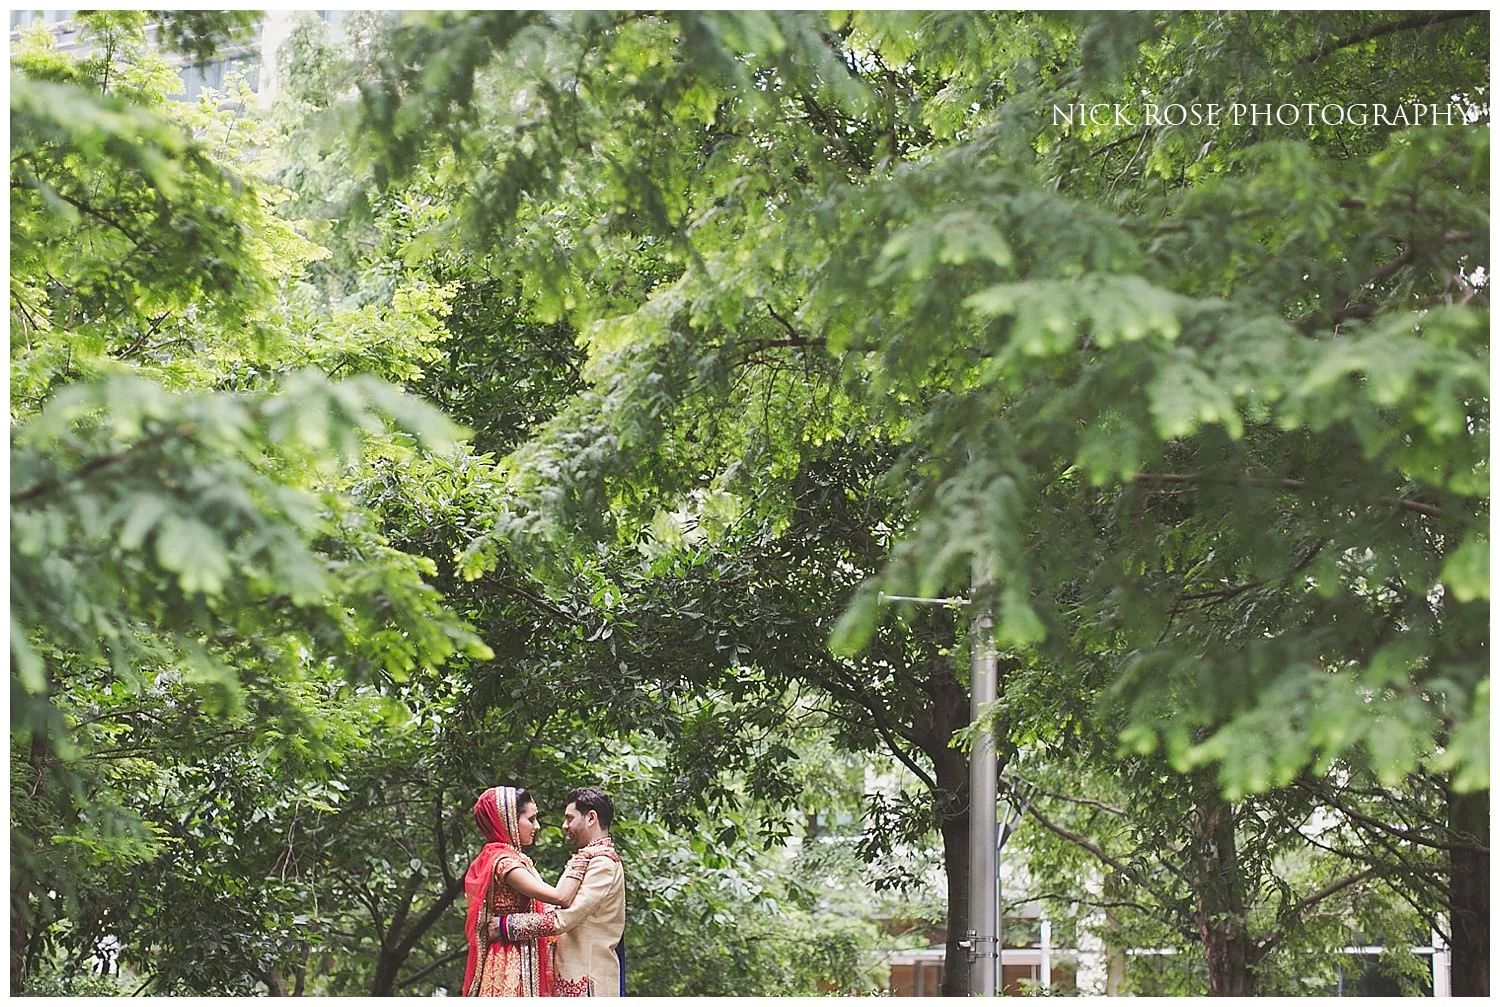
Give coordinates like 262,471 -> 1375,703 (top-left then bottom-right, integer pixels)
1430,680 -> 1489,792
828,583 -> 881,658
995,585 -> 1046,648
12,618 -> 47,695
1441,534 -> 1488,603
118,493 -> 172,551
155,517 -> 230,595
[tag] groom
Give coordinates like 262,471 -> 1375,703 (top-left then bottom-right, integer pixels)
491,787 -> 626,997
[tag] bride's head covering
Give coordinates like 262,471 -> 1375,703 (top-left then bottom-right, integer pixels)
473,785 -> 524,847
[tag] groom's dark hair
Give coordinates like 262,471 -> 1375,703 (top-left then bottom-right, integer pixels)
567,786 -> 614,830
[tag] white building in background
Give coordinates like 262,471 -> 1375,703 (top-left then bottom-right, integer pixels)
8,9 -> 347,104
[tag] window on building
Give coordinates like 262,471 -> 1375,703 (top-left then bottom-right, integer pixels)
178,54 -> 261,101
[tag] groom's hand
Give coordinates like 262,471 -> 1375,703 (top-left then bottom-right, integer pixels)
487,916 -> 506,943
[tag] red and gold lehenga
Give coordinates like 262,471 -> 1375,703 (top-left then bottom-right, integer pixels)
462,786 -> 557,996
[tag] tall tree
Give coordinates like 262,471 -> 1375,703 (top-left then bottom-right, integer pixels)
347,10 -> 1488,994
8,13 -> 490,992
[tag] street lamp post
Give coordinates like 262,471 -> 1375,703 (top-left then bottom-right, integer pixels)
876,586 -> 998,997
968,580 -> 998,997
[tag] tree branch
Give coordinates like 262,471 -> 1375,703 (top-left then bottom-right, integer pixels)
1297,824 -> 1449,940
116,312 -> 175,359
764,303 -> 817,346
795,87 -> 872,174
818,700 -> 939,793
11,288 -> 46,335
1022,888 -> 1196,941
1091,129 -> 1146,158
434,790 -> 457,890
1171,540 -> 1326,612
1132,472 -> 1443,519
1255,869 -> 1377,957
1289,867 -> 1377,917
1304,11 -> 1481,63
391,875 -> 466,965
480,571 -> 578,624
1007,779 -> 1130,819
43,186 -> 149,247
1025,801 -> 1176,906
12,425 -> 192,506
1295,247 -> 1417,334
354,881 -> 388,945
811,661 -> 939,792
1296,779 -> 1487,854
396,944 -> 466,990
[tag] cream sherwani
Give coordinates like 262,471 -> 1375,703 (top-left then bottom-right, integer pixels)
503,837 -> 625,997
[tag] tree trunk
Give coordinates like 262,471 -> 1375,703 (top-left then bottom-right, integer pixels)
1190,789 -> 1256,996
908,647 -> 986,997
293,943 -> 310,996
371,946 -> 404,997
923,739 -> 972,998
937,799 -> 971,997
1448,787 -> 1488,996
1103,872 -> 1126,995
10,892 -> 31,996
11,729 -> 51,995
368,875 -> 466,995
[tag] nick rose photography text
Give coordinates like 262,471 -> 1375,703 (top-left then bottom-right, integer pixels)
1054,101 -> 1474,128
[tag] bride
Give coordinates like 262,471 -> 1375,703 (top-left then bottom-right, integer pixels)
462,785 -> 592,996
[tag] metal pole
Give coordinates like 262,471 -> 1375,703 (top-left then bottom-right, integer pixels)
1040,919 -> 1052,991
995,788 -> 1032,996
996,832 -> 1004,996
969,571 -> 998,997
1432,925 -> 1451,996
878,592 -> 971,607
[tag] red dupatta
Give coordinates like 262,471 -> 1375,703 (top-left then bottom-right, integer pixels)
462,786 -> 552,995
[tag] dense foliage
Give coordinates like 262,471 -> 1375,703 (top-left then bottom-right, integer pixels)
11,9 -> 1488,998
